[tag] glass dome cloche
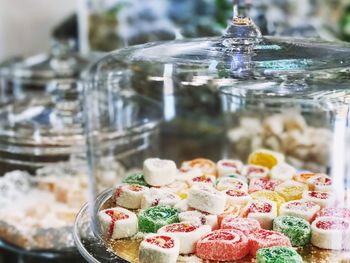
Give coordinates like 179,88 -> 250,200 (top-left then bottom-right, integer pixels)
75,2 -> 350,263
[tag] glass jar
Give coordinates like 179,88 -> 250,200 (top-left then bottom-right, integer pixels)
74,11 -> 350,262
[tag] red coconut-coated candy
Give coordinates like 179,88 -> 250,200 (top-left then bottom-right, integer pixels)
221,217 -> 261,235
249,229 -> 291,256
249,178 -> 280,193
316,207 -> 350,220
196,229 -> 249,261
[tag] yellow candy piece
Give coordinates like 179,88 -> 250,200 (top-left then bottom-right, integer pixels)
248,149 -> 284,169
178,191 -> 188,200
250,190 -> 285,212
275,181 -> 308,201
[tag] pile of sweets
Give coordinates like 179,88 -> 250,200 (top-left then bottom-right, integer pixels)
0,157 -> 125,250
227,113 -> 332,173
98,149 -> 349,263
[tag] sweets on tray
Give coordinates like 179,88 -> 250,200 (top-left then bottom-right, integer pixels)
256,246 -> 303,263
273,215 -> 311,246
196,229 -> 249,261
139,234 -> 180,263
158,223 -> 211,254
96,149 -> 350,263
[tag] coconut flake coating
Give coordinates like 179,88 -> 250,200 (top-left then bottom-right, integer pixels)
256,246 -> 303,263
138,206 -> 179,233
273,216 -> 311,246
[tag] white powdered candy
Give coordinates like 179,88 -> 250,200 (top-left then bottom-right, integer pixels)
98,207 -> 138,239
158,223 -> 211,254
217,159 -> 243,177
280,200 -> 320,222
141,188 -> 180,209
243,200 -> 277,230
216,177 -> 248,192
302,191 -> 336,208
222,189 -> 252,206
114,184 -> 149,209
187,184 -> 226,215
311,216 -> 350,250
143,158 -> 177,186
139,234 -> 180,263
178,211 -> 217,229
270,162 -> 296,181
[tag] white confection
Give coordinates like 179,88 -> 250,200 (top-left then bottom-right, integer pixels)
174,199 -> 189,212
143,158 -> 177,186
216,177 -> 248,192
178,210 -> 217,229
307,174 -> 333,192
98,207 -> 138,239
158,223 -> 211,254
242,165 -> 269,180
187,175 -> 216,186
280,200 -> 321,222
176,168 -> 202,181
311,216 -> 350,250
115,184 -> 149,209
302,191 -> 336,208
141,188 -> 180,209
244,200 -> 277,230
217,159 -> 244,177
163,181 -> 189,194
270,162 -> 296,181
187,185 -> 226,215
222,189 -> 252,206
139,234 -> 180,263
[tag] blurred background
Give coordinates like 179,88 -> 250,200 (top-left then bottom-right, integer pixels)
0,0 -> 349,62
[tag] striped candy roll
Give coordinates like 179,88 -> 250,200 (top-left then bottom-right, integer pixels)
250,190 -> 285,212
316,207 -> 350,220
181,158 -> 217,177
311,216 -> 350,250
248,229 -> 291,256
249,178 -> 280,193
176,167 -> 202,181
243,165 -> 269,180
216,177 -> 248,192
302,191 -> 336,208
243,200 -> 277,229
217,205 -> 242,228
188,174 -> 216,186
98,207 -> 138,239
217,159 -> 243,177
122,172 -> 149,187
178,210 -> 218,229
187,184 -> 226,215
158,223 -> 211,254
143,158 -> 177,186
114,184 -> 149,209
256,246 -> 303,263
273,215 -> 311,246
196,229 -> 249,261
222,189 -> 252,206
221,217 -> 260,235
280,200 -> 320,222
248,149 -> 284,169
275,180 -> 308,202
138,206 -> 179,233
141,188 -> 180,209
270,162 -> 296,182
306,174 -> 332,192
139,234 -> 180,263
